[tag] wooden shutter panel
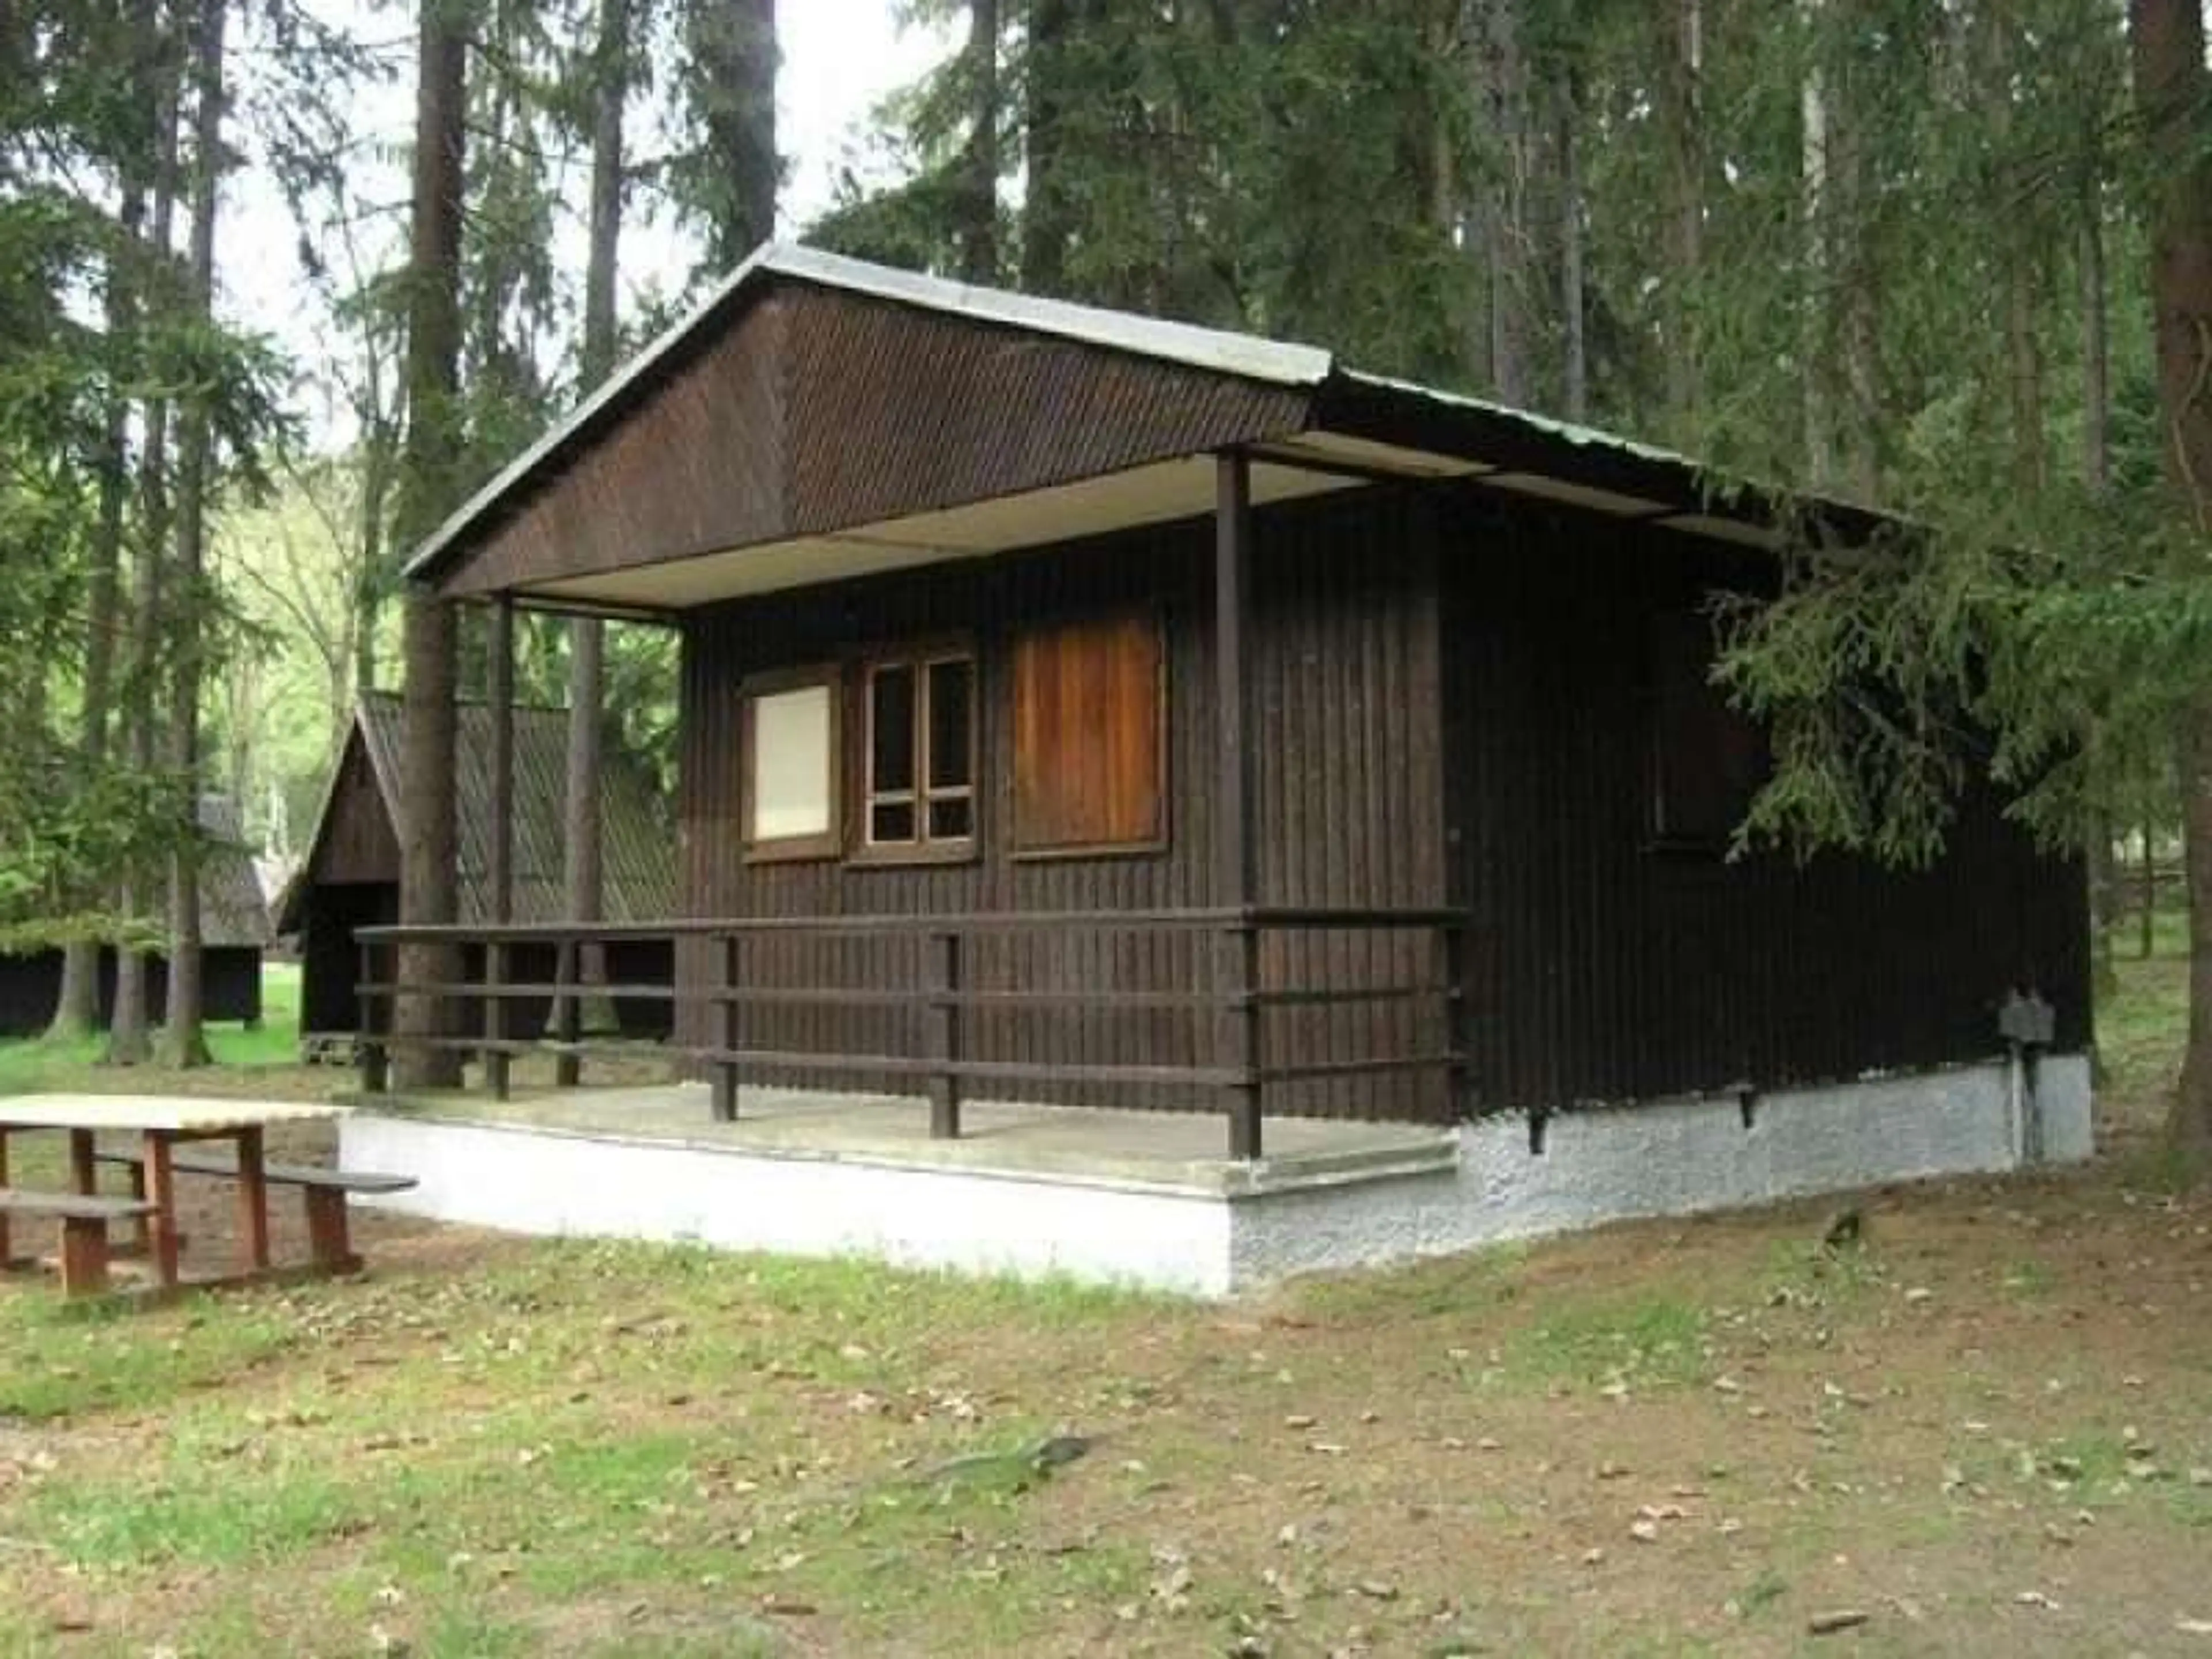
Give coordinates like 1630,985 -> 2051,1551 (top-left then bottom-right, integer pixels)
1013,612 -> 1165,852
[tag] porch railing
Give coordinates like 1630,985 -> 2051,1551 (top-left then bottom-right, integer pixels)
353,907 -> 1471,1160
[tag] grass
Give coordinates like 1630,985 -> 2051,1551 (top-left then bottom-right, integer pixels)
0,961 -> 334,1101
1,955 -> 2210,1654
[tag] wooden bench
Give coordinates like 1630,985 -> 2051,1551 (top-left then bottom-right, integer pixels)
0,1188 -> 159,1297
96,1152 -> 416,1275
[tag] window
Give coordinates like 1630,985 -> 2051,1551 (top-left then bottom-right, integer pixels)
741,666 -> 840,860
1647,609 -> 1765,849
1012,611 -> 1165,854
861,647 -> 976,857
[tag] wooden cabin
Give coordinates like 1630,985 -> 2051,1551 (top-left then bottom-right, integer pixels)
279,692 -> 675,1050
374,245 -> 2089,1172
0,796 -> 270,1037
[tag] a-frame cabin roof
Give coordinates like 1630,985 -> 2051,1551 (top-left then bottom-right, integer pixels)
410,243 -> 1879,615
276,694 -> 674,931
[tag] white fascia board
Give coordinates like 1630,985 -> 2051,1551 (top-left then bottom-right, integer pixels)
763,245 -> 1335,388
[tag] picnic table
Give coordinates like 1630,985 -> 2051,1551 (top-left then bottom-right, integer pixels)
0,1095 -> 350,1295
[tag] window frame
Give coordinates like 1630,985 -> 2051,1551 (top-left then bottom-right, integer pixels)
850,637 -> 980,868
738,662 -> 844,864
1009,606 -> 1171,863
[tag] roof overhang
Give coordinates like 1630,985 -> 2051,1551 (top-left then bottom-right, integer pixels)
409,243 -> 1880,616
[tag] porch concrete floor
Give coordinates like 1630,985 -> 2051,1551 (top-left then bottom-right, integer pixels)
354,1082 -> 1458,1197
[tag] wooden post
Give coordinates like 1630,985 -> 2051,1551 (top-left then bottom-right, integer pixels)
927,930 -> 963,1139
59,1217 -> 109,1298
69,1129 -> 96,1196
1214,452 -> 1262,1159
711,934 -> 741,1122
1218,922 -> 1262,1160
144,1131 -> 180,1289
485,597 -> 515,1099
1443,922 -> 1472,1120
234,1125 -> 271,1273
358,940 -> 388,1094
305,1187 -> 360,1274
554,939 -> 582,1088
2141,821 -> 2157,957
484,938 -> 510,1101
125,1159 -> 150,1258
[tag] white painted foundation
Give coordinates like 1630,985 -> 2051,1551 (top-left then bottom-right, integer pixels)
344,1052 -> 2093,1297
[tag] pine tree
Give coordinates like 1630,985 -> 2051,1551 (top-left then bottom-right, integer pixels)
156,0 -> 229,1069
393,0 -> 469,1090
559,0 -> 634,1036
2133,0 -> 2212,1154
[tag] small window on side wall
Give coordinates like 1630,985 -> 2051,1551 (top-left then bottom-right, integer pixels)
1012,611 -> 1166,856
741,666 -> 840,861
860,646 -> 977,859
1647,608 -> 1766,851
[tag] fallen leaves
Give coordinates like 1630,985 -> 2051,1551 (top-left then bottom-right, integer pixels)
1808,1609 -> 1872,1635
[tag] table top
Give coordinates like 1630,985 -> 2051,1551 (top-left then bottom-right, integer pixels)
0,1096 -> 349,1134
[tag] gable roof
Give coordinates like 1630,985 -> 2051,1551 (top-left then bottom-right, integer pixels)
408,244 -> 1876,611
278,694 -> 675,931
196,794 -> 272,949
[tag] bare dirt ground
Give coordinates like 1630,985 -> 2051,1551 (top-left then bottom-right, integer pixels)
1,982 -> 2207,1657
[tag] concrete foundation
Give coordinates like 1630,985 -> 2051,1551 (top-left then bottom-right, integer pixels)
343,1052 -> 2093,1297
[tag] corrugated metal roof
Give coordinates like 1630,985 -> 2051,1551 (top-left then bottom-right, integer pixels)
196,794 -> 270,948
353,693 -> 675,925
1334,369 -> 1694,469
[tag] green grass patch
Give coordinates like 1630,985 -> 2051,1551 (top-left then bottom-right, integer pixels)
1293,1241 -> 1530,1323
0,1291 -> 298,1421
2001,1257 -> 2055,1298
0,961 -> 307,1096
1505,1289 -> 1710,1389
1760,1236 -> 1887,1307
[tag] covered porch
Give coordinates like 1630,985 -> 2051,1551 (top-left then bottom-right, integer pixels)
369,244 -> 1856,1164
351,906 -> 1472,1162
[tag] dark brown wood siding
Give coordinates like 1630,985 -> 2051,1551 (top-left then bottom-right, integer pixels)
438,282 -> 1310,601
675,484 -> 1452,1120
312,737 -> 400,886
1438,486 -> 2093,1112
446,294 -> 793,599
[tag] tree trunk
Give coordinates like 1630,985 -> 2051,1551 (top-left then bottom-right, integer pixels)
157,0 -> 226,1070
1472,0 -> 1530,406
1982,2 -> 2046,492
2142,819 -> 2158,959
559,0 -> 629,1037
48,172 -> 147,1041
2084,168 -> 2115,1005
692,0 -> 777,268
1557,68 -> 1587,424
354,421 -> 391,696
1021,0 -> 1073,294
582,0 -> 627,377
2082,178 -> 2111,495
1662,0 -> 1703,430
1831,90 -> 1880,500
108,1 -> 181,1069
960,0 -> 1001,285
1801,18 -> 1834,488
394,0 -> 469,1091
2133,0 -> 2212,1153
